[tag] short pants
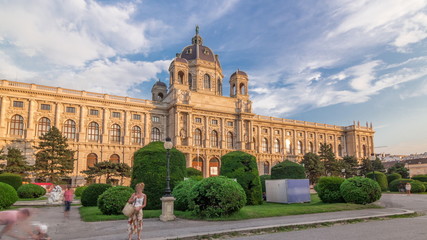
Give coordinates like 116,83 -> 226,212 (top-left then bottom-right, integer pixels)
64,201 -> 71,211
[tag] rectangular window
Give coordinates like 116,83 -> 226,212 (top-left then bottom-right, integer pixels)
112,112 -> 121,118
286,131 -> 291,136
152,116 -> 160,122
90,109 -> 99,116
195,117 -> 202,123
227,121 -> 233,127
211,119 -> 218,125
133,114 -> 141,120
13,101 -> 24,108
299,132 -> 303,137
41,104 -> 51,111
66,107 -> 76,113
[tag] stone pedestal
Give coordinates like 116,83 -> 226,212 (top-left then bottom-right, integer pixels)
160,196 -> 176,222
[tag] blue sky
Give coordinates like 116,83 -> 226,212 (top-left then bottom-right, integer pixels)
0,0 -> 426,154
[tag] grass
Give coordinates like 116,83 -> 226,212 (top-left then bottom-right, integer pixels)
79,194 -> 381,222
18,196 -> 48,201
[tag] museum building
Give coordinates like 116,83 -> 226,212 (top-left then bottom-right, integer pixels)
0,29 -> 375,185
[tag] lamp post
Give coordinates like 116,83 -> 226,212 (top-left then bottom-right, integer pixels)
164,137 -> 173,196
160,137 -> 176,222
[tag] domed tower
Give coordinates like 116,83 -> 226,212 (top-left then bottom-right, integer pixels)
170,26 -> 223,95
230,69 -> 249,100
151,80 -> 167,101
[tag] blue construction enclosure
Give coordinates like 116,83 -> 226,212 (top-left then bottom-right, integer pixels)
265,179 -> 310,203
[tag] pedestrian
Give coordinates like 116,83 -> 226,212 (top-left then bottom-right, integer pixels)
0,208 -> 36,239
405,182 -> 411,196
127,182 -> 147,240
63,186 -> 74,218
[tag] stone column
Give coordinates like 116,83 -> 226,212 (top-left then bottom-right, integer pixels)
26,99 -> 36,138
78,105 -> 86,142
160,196 -> 176,222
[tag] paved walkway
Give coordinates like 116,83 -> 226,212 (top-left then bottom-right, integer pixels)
7,194 -> 422,240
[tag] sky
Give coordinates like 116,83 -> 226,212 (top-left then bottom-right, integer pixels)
0,0 -> 426,155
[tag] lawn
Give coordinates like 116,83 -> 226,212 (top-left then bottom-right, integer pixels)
79,194 -> 381,222
18,196 -> 48,201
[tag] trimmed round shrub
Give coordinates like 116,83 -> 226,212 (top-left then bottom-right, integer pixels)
81,183 -> 112,207
387,173 -> 401,184
172,179 -> 199,211
131,141 -> 186,209
366,172 -> 388,191
423,182 -> 427,192
0,182 -> 18,209
0,173 -> 23,190
75,186 -> 88,197
189,176 -> 246,218
389,179 -> 425,193
412,175 -> 427,183
17,184 -> 46,198
220,151 -> 263,205
186,167 -> 202,177
260,175 -> 271,193
315,177 -> 345,203
271,160 -> 305,180
340,177 -> 381,204
97,186 -> 134,215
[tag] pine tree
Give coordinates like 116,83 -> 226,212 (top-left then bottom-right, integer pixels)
301,152 -> 324,184
372,157 -> 385,172
359,158 -> 373,176
340,155 -> 359,178
34,126 -> 75,183
4,147 -> 32,176
319,143 -> 340,176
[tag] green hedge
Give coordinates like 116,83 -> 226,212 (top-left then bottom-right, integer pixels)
387,173 -> 401,184
75,186 -> 88,197
315,176 -> 345,203
98,186 -> 134,215
271,160 -> 305,180
81,183 -> 112,207
366,172 -> 388,191
340,177 -> 381,204
172,179 -> 199,211
186,167 -> 202,177
423,182 -> 427,192
0,173 -> 23,190
260,175 -> 271,193
412,175 -> 427,183
17,184 -> 46,198
389,179 -> 426,193
189,176 -> 246,218
0,182 -> 18,209
131,141 -> 186,210
220,151 -> 262,205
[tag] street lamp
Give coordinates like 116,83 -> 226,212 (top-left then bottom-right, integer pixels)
164,137 -> 173,197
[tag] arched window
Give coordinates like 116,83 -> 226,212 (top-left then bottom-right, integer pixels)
188,73 -> 193,89
10,114 -> 24,136
309,142 -> 314,153
298,141 -> 303,154
110,124 -> 121,143
194,128 -> 202,146
192,157 -> 203,172
240,83 -> 246,95
274,139 -> 280,153
38,117 -> 51,136
157,93 -> 164,100
329,143 -> 333,152
264,161 -> 270,175
338,144 -> 343,157
262,138 -> 268,152
131,126 -> 142,144
109,154 -> 120,164
209,158 -> 220,176
178,71 -> 184,84
286,139 -> 291,154
63,119 -> 76,140
204,74 -> 211,89
232,84 -> 236,95
211,130 -> 218,148
87,153 -> 97,168
151,127 -> 160,141
217,79 -> 222,95
227,132 -> 234,149
362,145 -> 367,157
88,122 -> 99,142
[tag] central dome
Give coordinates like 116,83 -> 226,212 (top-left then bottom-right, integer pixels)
179,26 -> 217,63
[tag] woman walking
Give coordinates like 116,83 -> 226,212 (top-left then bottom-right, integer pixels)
127,183 -> 147,240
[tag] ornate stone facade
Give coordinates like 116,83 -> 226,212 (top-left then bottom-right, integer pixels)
0,30 -> 374,184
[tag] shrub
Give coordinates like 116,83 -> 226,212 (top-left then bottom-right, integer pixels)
0,173 -> 23,190
340,177 -> 381,204
189,176 -> 246,218
315,177 -> 345,203
172,179 -> 199,211
97,186 -> 134,215
387,173 -> 401,184
131,141 -> 186,209
423,182 -> 427,192
17,184 -> 46,198
81,183 -> 112,207
389,179 -> 425,193
75,186 -> 88,197
0,182 -> 18,209
412,175 -> 427,183
366,172 -> 388,191
271,160 -> 305,180
259,175 -> 271,193
186,167 -> 202,177
220,151 -> 262,205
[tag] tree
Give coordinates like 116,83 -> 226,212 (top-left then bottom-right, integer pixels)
388,162 -> 409,178
33,126 -> 75,183
80,161 -> 131,184
372,157 -> 385,172
319,143 -> 340,176
115,162 -> 131,185
301,152 -> 324,184
339,156 -> 358,178
359,158 -> 372,176
3,147 -> 32,176
0,149 -> 5,173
